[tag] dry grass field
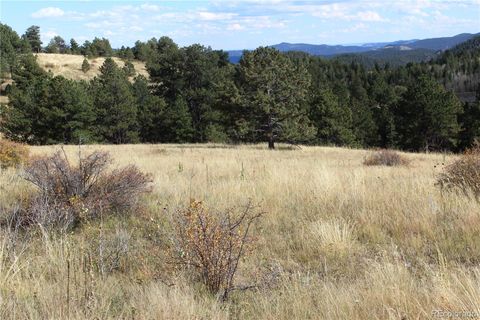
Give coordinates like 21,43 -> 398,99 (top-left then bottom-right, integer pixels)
0,54 -> 148,105
35,53 -> 149,81
1,144 -> 479,319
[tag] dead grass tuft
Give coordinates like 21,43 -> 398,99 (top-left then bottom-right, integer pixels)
363,149 -> 410,166
437,143 -> 480,200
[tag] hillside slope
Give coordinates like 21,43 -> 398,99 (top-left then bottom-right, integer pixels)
35,53 -> 149,81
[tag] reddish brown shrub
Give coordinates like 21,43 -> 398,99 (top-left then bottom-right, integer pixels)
18,149 -> 152,229
170,200 -> 263,301
0,139 -> 29,169
363,149 -> 410,167
437,143 -> 480,200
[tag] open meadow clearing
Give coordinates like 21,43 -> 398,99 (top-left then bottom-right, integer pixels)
1,144 -> 479,319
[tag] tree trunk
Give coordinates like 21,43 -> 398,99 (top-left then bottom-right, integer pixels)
268,136 -> 275,149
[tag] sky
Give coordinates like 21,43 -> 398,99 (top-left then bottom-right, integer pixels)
1,0 -> 479,50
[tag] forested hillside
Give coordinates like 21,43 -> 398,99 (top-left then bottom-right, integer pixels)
228,33 -> 478,65
1,23 -> 479,151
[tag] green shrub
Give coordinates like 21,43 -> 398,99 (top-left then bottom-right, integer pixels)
81,58 -> 90,73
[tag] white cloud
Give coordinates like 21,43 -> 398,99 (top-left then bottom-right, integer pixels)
227,23 -> 245,31
356,11 -> 388,22
140,3 -> 161,12
197,11 -> 237,21
32,7 -> 64,18
41,30 -> 58,43
341,23 -> 367,33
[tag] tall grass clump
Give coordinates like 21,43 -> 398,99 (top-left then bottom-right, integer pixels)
0,139 -> 29,169
15,149 -> 152,229
170,200 -> 263,301
437,143 -> 480,200
363,149 -> 409,167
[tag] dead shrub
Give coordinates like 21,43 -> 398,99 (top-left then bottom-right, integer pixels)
437,143 -> 480,200
363,149 -> 409,167
17,149 -> 152,229
170,200 -> 263,301
0,139 -> 29,169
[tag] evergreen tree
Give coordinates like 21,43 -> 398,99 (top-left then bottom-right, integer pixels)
81,58 -> 90,73
1,55 -> 95,143
133,75 -> 167,142
46,36 -> 67,53
162,97 -> 194,142
238,47 -> 316,149
123,61 -> 136,77
0,23 -> 31,76
22,25 -> 42,53
397,76 -> 463,151
459,101 -> 480,149
91,58 -> 138,143
70,38 -> 80,54
310,89 -> 356,146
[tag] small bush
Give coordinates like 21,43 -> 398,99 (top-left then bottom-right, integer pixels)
437,143 -> 480,200
0,139 -> 29,169
170,200 -> 263,301
81,58 -> 90,73
17,149 -> 152,229
122,61 -> 135,77
363,149 -> 409,167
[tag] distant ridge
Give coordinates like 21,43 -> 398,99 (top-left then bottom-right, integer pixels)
227,33 -> 479,63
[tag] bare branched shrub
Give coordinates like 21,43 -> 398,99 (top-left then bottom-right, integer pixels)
437,143 -> 480,200
170,200 -> 263,301
363,149 -> 410,167
0,139 -> 29,169
17,149 -> 152,229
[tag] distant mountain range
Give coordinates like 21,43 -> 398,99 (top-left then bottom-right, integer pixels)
227,33 -> 479,64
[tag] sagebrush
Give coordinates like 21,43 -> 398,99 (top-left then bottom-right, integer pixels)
16,149 -> 152,229
437,143 -> 480,199
363,149 -> 409,167
0,139 -> 29,169
170,200 -> 263,301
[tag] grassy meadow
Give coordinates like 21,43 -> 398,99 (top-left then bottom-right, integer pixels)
1,144 -> 479,319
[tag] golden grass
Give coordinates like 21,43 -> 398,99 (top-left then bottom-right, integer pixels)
35,53 -> 149,81
1,144 -> 479,319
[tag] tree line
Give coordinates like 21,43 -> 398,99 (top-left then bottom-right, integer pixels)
1,23 -> 479,150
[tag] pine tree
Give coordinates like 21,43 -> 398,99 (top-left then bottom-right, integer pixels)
310,89 -> 356,146
22,25 -> 42,53
397,76 -> 463,151
70,38 -> 80,54
238,47 -> 316,149
133,75 -> 167,142
81,58 -> 90,73
92,58 -> 138,143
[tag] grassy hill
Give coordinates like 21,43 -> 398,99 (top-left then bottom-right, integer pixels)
1,143 -> 479,318
35,53 -> 149,81
0,54 -> 149,105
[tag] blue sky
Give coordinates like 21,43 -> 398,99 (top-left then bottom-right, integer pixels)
1,0 -> 479,50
